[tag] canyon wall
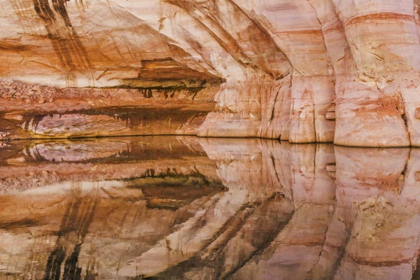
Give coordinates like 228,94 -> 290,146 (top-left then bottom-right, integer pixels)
1,0 -> 420,146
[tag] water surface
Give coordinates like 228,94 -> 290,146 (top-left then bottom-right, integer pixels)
0,137 -> 419,279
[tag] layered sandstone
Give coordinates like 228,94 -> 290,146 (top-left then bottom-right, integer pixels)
1,0 -> 420,145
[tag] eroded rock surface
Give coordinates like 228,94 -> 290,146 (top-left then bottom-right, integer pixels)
1,0 -> 420,145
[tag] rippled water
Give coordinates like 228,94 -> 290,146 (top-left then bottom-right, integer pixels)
0,137 -> 419,279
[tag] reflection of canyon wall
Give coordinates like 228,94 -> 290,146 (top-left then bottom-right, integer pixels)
0,137 -> 226,279
2,137 -> 420,279
2,0 -> 420,145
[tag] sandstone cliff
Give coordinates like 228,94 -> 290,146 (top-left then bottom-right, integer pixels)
1,0 -> 420,146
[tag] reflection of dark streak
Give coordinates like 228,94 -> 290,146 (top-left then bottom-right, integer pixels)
44,247 -> 66,280
220,194 -> 294,279
84,262 -> 97,280
43,197 -> 98,280
63,244 -> 82,280
33,146 -> 47,161
24,146 -> 34,162
153,194 -> 293,280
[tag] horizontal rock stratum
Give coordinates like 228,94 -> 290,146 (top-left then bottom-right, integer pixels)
1,0 -> 420,146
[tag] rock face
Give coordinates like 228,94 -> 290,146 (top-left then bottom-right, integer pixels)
1,0 -> 420,146
2,137 -> 420,279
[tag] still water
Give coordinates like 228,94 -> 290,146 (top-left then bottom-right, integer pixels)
0,136 -> 419,280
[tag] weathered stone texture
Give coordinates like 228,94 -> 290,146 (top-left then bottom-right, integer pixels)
1,0 -> 420,145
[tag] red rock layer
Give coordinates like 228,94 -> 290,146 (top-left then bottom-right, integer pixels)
1,0 -> 420,146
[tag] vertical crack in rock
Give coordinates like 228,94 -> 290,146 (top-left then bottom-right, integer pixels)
415,0 -> 420,46
305,0 -> 338,143
397,91 -> 412,146
313,97 -> 318,143
307,203 -> 337,279
324,215 -> 353,280
306,0 -> 335,81
328,0 -> 357,72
